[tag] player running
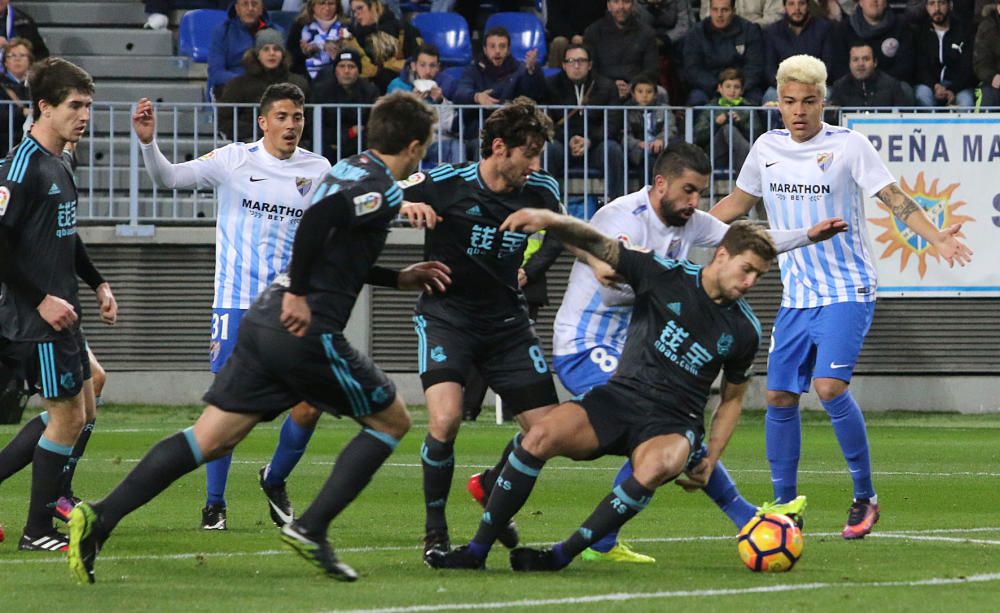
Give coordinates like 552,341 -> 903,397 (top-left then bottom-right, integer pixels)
710,55 -> 972,539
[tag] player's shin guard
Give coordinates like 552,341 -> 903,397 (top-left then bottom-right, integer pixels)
588,459 -> 633,553
702,458 -> 757,528
204,454 -> 232,507
264,414 -> 315,486
0,412 -> 46,484
479,433 -> 520,498
60,419 -> 95,497
822,391 -> 875,500
297,428 -> 398,535
421,434 -> 454,533
26,436 -> 73,533
469,446 -> 544,559
95,427 -> 204,534
554,476 -> 654,567
766,404 -> 801,503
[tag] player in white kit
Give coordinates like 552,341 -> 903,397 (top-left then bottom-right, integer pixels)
553,141 -> 845,561
710,55 -> 972,539
133,84 -> 331,530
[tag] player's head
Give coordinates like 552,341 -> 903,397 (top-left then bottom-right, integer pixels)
649,142 -> 711,227
480,96 -> 554,189
257,83 -> 306,159
29,57 -> 94,143
367,91 -> 436,177
775,54 -> 826,142
708,221 -> 775,302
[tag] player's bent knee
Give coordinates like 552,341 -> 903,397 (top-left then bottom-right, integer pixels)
291,403 -> 322,429
766,390 -> 800,407
813,377 -> 848,401
364,396 -> 411,441
519,426 -> 558,461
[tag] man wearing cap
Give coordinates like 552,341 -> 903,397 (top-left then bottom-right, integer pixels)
312,49 -> 379,162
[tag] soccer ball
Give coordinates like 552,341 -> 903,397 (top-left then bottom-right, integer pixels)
737,513 -> 804,572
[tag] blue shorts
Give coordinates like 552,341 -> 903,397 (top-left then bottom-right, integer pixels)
553,345 -> 621,397
210,308 -> 247,373
767,302 -> 875,394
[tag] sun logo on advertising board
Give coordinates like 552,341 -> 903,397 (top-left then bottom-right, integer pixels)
869,172 -> 974,278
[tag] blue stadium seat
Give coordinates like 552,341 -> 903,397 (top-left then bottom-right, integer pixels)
543,66 -> 560,79
178,9 -> 227,63
269,11 -> 297,33
436,65 -> 466,100
400,1 -> 432,13
484,12 -> 546,65
412,12 -> 473,67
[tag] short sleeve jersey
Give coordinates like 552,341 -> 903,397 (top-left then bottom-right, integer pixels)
736,123 -> 895,308
183,139 -> 331,309
552,189 -> 730,357
401,162 -> 561,317
0,135 -> 81,341
609,247 -> 762,420
246,151 -> 403,333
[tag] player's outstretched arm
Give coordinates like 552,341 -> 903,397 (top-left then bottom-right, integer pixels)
131,97 -> 157,145
132,98 -> 203,190
710,188 -> 761,223
501,208 -> 620,268
675,379 -> 748,492
875,183 -> 974,267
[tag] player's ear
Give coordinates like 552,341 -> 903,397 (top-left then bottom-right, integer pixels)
491,137 -> 506,157
257,113 -> 267,133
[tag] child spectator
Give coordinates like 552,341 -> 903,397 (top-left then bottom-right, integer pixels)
625,75 -> 676,176
694,67 -> 759,174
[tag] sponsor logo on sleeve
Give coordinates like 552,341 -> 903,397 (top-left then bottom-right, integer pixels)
197,150 -> 216,161
354,192 -> 383,216
397,172 -> 426,189
0,186 -> 9,217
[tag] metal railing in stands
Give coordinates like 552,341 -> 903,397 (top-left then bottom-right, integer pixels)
0,101 -> 988,226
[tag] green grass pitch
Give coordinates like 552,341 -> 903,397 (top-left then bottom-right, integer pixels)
2,405 -> 1000,612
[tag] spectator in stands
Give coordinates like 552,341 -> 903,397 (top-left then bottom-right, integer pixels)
219,29 -> 310,140
694,67 -> 759,174
684,0 -> 765,105
625,74 -> 677,179
342,0 -> 420,93
842,0 -> 916,85
287,0 -> 349,79
763,0 -> 840,101
0,0 -> 49,60
386,44 -> 461,165
698,0 -> 784,25
311,48 -> 378,161
546,0 -> 608,68
974,2 -> 1000,107
634,0 -> 694,52
0,37 -> 31,152
830,41 -> 915,106
900,0 -> 974,25
209,0 -> 282,97
143,1 -> 227,30
914,0 -> 975,107
453,26 -> 546,106
544,43 -> 625,198
583,0 -> 660,101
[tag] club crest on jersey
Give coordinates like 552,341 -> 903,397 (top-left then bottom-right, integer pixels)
353,192 -> 382,216
717,333 -> 734,357
0,186 -> 9,217
398,172 -> 426,189
197,150 -> 216,161
816,152 -> 834,172
295,177 -> 312,196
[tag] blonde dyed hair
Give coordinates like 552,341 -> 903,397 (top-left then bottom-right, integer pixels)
776,54 -> 827,100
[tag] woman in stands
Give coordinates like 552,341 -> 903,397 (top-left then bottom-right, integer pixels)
0,38 -> 32,152
343,0 -> 419,92
287,0 -> 350,79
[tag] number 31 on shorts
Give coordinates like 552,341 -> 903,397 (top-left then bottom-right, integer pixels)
589,347 -> 619,373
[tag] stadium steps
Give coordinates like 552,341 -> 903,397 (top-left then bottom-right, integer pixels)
79,195 -> 217,222
40,27 -> 174,57
18,1 -> 147,26
63,55 -> 208,81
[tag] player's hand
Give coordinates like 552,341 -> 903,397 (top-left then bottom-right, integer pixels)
280,292 -> 311,337
499,208 -> 559,234
807,217 -> 847,242
933,224 -> 973,266
675,457 -> 715,492
96,283 -> 118,325
590,258 -> 624,288
131,98 -> 156,145
398,261 -> 452,294
400,201 -> 442,229
37,295 -> 78,332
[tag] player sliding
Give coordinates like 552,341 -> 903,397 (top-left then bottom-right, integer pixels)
711,54 -> 972,539
68,93 -> 449,584
427,214 -> 775,571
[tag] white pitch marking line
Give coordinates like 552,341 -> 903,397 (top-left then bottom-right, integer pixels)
325,573 -> 1000,613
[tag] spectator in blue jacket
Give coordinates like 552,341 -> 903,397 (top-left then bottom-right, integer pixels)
453,27 -> 545,107
209,0 -> 281,97
684,0 -> 765,105
763,0 -> 841,100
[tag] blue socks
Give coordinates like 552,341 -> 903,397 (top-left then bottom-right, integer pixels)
766,404 -> 802,503
588,460 -> 633,553
822,390 -> 875,500
704,459 -> 757,528
205,454 -> 232,507
264,415 -> 315,487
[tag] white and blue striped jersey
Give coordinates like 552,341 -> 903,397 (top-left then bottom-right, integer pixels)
552,189 -> 732,357
736,123 -> 895,308
185,140 -> 330,309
